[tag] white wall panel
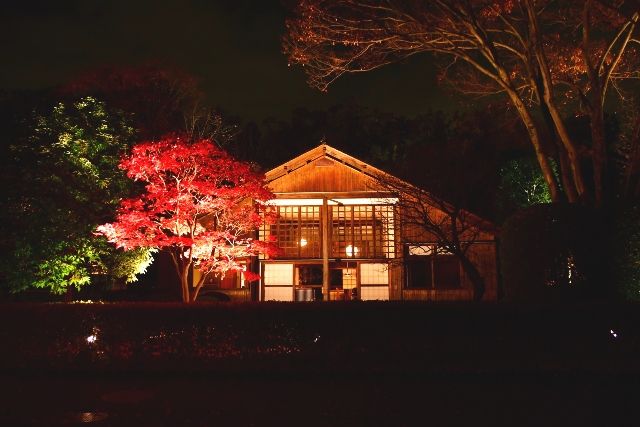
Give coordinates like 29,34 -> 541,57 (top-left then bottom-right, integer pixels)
360,286 -> 389,301
263,286 -> 293,301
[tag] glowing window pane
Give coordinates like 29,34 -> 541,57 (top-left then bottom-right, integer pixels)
263,263 -> 294,286
360,263 -> 388,285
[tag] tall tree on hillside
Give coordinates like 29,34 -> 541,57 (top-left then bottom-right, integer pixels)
284,0 -> 640,206
97,137 -> 279,303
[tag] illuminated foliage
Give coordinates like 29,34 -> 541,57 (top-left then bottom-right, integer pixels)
97,137 -> 279,303
105,247 -> 158,285
499,157 -> 553,209
284,0 -> 640,206
0,97 -> 154,294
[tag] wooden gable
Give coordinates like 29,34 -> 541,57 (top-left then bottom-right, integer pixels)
266,144 -> 389,194
266,143 -> 497,239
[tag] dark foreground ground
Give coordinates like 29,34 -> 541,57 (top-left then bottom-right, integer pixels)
2,372 -> 638,426
1,302 -> 639,426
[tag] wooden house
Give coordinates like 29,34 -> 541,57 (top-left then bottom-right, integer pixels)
238,143 -> 498,302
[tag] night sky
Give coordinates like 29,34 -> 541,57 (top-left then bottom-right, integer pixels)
1,0 -> 457,122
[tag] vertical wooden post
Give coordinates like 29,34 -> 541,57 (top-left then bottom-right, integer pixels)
322,196 -> 330,301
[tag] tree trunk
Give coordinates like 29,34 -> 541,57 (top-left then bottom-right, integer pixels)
459,255 -> 485,302
64,286 -> 74,302
507,91 -> 562,202
590,102 -> 607,207
558,145 -> 578,203
525,0 -> 587,202
180,262 -> 191,303
539,93 -> 577,202
168,249 -> 191,303
545,102 -> 588,201
191,272 -> 208,302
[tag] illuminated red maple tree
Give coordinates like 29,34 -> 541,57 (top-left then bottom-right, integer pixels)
97,136 -> 278,302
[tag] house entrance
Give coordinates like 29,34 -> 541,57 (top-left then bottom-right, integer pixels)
296,263 -> 357,301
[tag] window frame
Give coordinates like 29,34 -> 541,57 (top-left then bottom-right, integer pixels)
330,204 -> 394,259
404,244 -> 462,290
262,205 -> 322,259
262,204 -> 395,260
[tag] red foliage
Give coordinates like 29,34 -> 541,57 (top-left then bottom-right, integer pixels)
97,136 -> 278,301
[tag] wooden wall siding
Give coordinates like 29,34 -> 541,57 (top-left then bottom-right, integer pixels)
204,288 -> 250,302
454,242 -> 497,302
396,241 -> 497,302
401,210 -> 496,243
467,242 -> 498,301
389,262 -> 403,300
402,289 -> 474,301
268,157 -> 378,193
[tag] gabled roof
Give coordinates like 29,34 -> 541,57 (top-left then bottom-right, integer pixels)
264,143 -> 497,234
265,143 -> 400,185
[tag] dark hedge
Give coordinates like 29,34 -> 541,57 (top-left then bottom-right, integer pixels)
0,302 -> 638,376
500,204 -> 607,302
610,202 -> 640,300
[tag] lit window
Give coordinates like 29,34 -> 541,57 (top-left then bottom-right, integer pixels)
360,263 -> 389,301
345,245 -> 359,257
261,206 -> 321,259
360,263 -> 388,285
408,245 -> 434,256
262,204 -> 395,260
331,205 -> 394,259
263,263 -> 294,286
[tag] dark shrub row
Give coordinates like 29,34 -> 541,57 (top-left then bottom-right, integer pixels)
0,302 -> 638,375
610,203 -> 640,300
500,203 -> 640,302
500,204 -> 606,302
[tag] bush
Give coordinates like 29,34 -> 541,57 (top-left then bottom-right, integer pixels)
1,302 -> 639,375
500,203 -> 606,302
610,203 -> 640,300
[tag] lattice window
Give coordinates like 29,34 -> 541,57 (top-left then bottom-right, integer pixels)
261,204 -> 395,259
331,205 -> 394,259
261,206 -> 321,259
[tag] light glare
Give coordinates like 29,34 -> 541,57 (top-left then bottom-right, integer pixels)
346,245 -> 359,257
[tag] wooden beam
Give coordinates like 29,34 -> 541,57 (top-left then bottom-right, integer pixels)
322,196 -> 330,301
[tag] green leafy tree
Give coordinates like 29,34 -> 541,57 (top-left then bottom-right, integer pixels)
499,157 -> 553,211
0,97 -> 153,295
